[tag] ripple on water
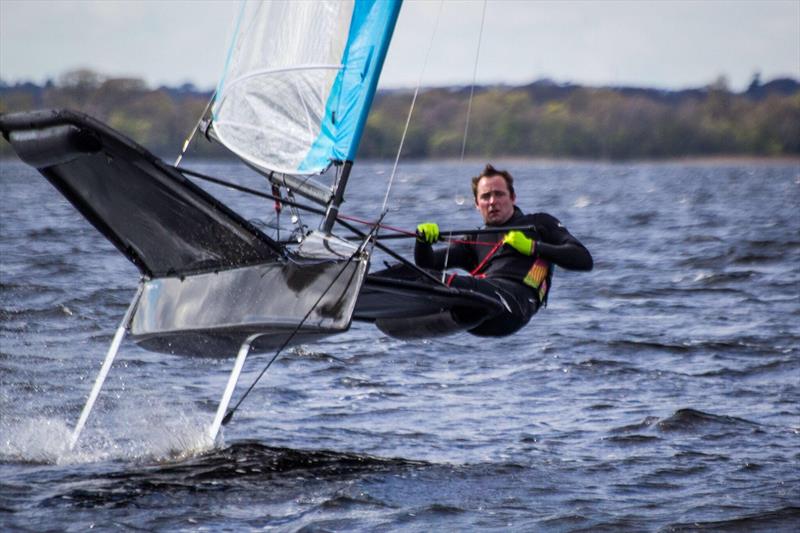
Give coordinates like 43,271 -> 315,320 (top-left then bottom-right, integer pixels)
1,160 -> 798,530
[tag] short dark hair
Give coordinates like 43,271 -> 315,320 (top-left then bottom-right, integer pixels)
471,163 -> 515,202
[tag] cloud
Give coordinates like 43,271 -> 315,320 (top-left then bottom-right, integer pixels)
2,0 -> 798,91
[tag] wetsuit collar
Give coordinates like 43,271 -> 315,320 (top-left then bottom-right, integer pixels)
484,206 -> 525,228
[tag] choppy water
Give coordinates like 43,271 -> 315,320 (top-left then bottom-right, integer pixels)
1,158 -> 799,531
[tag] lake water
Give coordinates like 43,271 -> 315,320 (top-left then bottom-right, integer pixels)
1,157 -> 799,531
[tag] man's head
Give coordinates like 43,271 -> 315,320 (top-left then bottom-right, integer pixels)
472,163 -> 516,226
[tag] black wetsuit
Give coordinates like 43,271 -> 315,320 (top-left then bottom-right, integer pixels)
415,207 -> 593,336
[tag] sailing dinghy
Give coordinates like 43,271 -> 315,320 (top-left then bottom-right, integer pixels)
0,0 -> 504,445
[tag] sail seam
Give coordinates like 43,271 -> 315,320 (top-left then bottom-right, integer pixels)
213,126 -> 322,176
213,120 -> 312,137
292,76 -> 315,142
216,65 -> 344,107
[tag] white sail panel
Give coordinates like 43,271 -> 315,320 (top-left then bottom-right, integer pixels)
212,0 -> 353,175
212,0 -> 401,176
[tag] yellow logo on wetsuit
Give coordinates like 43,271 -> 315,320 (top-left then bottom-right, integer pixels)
523,258 -> 550,302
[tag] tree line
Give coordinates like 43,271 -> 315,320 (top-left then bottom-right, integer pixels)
1,69 -> 798,160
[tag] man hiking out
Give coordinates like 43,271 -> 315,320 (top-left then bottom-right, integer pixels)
414,163 -> 593,336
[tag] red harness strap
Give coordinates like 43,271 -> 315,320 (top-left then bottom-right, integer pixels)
470,239 -> 504,276
446,239 -> 504,286
271,184 -> 282,214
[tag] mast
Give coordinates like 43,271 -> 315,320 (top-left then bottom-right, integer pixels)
322,161 -> 353,234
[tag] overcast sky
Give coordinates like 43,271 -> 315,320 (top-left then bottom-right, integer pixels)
1,0 -> 798,91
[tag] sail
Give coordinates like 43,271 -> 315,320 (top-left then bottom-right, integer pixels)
211,0 -> 401,176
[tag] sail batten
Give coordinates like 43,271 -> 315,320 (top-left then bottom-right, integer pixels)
220,64 -> 344,97
211,0 -> 401,176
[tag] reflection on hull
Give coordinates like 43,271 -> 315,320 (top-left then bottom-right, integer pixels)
131,258 -> 368,357
134,329 -> 345,358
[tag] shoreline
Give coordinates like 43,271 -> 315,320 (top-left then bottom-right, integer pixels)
2,153 -> 799,166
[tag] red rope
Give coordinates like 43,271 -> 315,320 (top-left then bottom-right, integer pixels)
271,184 -> 282,214
338,213 -> 414,236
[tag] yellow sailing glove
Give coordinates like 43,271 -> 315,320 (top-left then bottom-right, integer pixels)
416,222 -> 440,244
503,230 -> 535,256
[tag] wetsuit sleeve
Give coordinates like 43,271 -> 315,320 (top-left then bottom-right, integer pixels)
533,214 -> 593,271
415,239 -> 476,271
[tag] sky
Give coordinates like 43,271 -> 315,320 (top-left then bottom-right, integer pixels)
1,0 -> 798,92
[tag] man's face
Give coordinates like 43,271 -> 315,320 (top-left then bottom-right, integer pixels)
475,175 -> 516,226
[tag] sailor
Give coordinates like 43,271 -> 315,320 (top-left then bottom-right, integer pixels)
415,163 -> 593,336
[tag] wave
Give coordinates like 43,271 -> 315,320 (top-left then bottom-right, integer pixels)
627,211 -> 659,225
319,493 -> 396,511
610,416 -> 661,434
594,286 -> 747,299
605,339 -> 694,354
0,411 -> 216,466
609,409 -> 762,437
691,270 -> 760,286
151,441 -> 426,480
656,408 -> 761,433
29,441 -> 427,509
676,239 -> 800,270
663,506 -> 800,532
599,338 -> 780,358
603,434 -> 661,445
692,358 -> 797,378
25,227 -> 69,239
573,357 -> 640,371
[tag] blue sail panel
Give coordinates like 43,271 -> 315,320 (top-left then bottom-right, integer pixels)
298,0 -> 402,172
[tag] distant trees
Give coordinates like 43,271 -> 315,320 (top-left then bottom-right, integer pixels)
1,69 -> 798,160
360,79 -> 800,160
0,69 -> 226,159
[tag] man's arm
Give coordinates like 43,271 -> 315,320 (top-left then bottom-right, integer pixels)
414,239 -> 439,269
534,214 -> 593,271
414,222 -> 476,271
415,240 -> 476,271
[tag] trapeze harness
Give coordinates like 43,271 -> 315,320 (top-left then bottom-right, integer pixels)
446,250 -> 550,336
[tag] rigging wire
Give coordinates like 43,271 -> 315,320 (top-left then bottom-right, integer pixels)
336,213 -> 500,246
220,222 -> 381,427
177,0 -> 248,168
460,0 -> 488,162
379,0 -> 445,215
441,230 -> 453,283
175,165 -> 511,248
174,91 -> 216,167
444,0 -> 487,274
174,166 -> 446,284
272,165 -> 340,237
